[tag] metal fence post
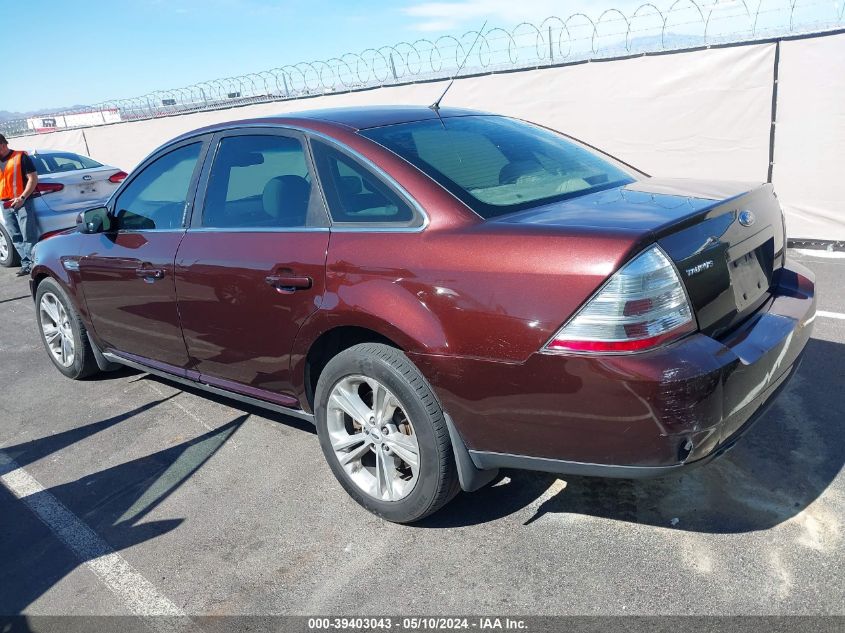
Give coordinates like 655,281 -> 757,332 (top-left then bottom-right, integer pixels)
389,53 -> 398,81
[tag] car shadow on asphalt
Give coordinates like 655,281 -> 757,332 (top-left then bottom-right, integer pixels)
140,374 -> 318,435
89,367 -> 316,432
84,364 -> 139,382
422,337 -> 844,533
0,400 -> 247,614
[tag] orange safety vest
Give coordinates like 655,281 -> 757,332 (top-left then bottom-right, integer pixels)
0,150 -> 26,200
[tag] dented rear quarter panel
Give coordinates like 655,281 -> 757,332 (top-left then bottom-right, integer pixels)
409,259 -> 814,466
289,221 -> 648,409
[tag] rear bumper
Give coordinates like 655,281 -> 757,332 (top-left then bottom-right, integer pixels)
410,258 -> 816,476
469,355 -> 801,478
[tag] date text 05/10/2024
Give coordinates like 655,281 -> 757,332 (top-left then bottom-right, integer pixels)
307,617 -> 528,630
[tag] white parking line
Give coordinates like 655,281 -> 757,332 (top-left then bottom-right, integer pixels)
818,310 -> 845,321
0,451 -> 197,632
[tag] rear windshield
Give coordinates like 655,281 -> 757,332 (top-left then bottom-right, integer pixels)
360,116 -> 636,218
30,152 -> 102,175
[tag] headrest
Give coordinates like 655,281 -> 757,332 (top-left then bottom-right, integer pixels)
499,160 -> 543,185
262,175 -> 311,227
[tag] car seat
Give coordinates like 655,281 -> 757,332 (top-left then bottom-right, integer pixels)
262,175 -> 311,227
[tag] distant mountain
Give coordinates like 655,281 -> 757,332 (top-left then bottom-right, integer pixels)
0,105 -> 92,122
0,111 -> 27,122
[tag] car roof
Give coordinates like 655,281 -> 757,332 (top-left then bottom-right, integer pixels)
271,105 -> 491,130
176,105 -> 493,140
27,149 -> 103,161
27,149 -> 79,155
158,105 -> 500,158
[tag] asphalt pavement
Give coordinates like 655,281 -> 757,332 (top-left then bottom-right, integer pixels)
0,249 -> 843,618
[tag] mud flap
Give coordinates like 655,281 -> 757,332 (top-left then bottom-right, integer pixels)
444,413 -> 499,492
87,332 -> 121,372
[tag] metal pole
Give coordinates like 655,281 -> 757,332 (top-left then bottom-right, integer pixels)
389,53 -> 398,81
549,26 -> 554,62
81,129 -> 91,156
767,40 -> 781,184
282,74 -> 290,97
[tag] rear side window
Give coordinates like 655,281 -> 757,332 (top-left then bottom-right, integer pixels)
113,143 -> 201,231
201,134 -> 327,229
310,140 -> 417,226
31,152 -> 102,174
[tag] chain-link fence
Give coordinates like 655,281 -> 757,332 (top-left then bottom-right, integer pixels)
3,0 -> 844,138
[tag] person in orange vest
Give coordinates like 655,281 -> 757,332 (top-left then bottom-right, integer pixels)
0,134 -> 39,276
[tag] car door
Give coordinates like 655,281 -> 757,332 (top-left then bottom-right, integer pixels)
78,137 -> 210,373
175,128 -> 330,406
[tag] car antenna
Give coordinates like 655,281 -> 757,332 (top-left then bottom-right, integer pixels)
429,21 -> 487,114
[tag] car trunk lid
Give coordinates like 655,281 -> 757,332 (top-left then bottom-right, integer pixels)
494,177 -> 786,339
36,166 -> 119,211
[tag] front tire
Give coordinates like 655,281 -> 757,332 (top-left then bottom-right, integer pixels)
0,223 -> 20,268
315,343 -> 459,523
35,278 -> 100,380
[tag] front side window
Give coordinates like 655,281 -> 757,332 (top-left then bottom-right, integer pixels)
361,116 -> 636,219
202,134 -> 326,229
113,143 -> 201,231
310,140 -> 416,226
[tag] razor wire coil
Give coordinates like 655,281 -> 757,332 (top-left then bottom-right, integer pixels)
2,0 -> 843,137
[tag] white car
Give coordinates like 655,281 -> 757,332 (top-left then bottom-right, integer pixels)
0,149 -> 126,267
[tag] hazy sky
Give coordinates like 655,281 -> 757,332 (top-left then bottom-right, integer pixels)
5,0 -> 839,113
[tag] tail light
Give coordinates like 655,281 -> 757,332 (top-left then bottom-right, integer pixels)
108,171 -> 128,183
544,245 -> 696,354
35,182 -> 64,195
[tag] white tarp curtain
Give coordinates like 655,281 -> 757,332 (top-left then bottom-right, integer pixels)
445,43 -> 776,184
74,43 -> 775,180
20,128 -> 88,157
13,36 -> 843,239
773,32 -> 845,241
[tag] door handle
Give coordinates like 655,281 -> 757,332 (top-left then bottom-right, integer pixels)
136,266 -> 165,282
265,274 -> 312,293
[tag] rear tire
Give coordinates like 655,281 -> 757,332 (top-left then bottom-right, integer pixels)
315,343 -> 459,523
0,223 -> 20,268
35,278 -> 100,380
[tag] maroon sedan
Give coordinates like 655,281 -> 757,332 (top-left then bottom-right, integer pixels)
30,107 -> 815,523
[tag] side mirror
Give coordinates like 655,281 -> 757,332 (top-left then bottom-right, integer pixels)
78,206 -> 111,234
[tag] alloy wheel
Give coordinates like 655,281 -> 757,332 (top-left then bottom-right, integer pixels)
0,230 -> 8,262
326,375 -> 420,502
39,292 -> 75,367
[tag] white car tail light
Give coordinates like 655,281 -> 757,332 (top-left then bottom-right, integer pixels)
35,182 -> 64,196
545,245 -> 696,354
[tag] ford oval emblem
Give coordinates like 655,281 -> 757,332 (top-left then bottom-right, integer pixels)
738,209 -> 755,227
